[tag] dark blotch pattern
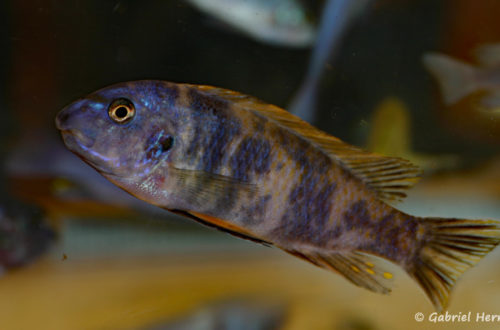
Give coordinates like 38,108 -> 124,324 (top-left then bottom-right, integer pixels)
343,200 -> 371,231
185,88 -> 241,174
273,167 -> 337,245
230,137 -> 271,181
354,209 -> 419,262
184,88 -> 243,215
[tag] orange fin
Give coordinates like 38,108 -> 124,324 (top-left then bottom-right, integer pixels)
287,249 -> 393,294
170,209 -> 271,246
189,85 -> 420,202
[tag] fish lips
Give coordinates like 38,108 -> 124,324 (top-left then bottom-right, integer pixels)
56,106 -> 99,164
59,129 -> 95,149
57,127 -> 116,177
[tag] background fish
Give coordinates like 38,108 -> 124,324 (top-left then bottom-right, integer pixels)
56,80 -> 500,311
366,97 -> 459,173
0,199 -> 55,273
186,0 -> 316,47
423,44 -> 500,113
289,0 -> 373,123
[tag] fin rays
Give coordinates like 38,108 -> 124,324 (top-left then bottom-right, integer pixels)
409,218 -> 500,311
286,249 -> 393,295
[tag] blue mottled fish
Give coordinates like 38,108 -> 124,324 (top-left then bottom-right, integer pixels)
56,80 -> 500,311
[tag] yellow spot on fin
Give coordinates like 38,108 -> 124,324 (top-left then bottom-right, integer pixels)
285,249 -> 393,295
383,272 -> 393,279
189,85 -> 420,202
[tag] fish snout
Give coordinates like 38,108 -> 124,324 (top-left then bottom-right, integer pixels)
55,99 -> 90,131
55,109 -> 71,131
55,102 -> 97,148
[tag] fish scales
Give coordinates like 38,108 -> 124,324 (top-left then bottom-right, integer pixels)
56,80 -> 500,311
180,85 -> 403,251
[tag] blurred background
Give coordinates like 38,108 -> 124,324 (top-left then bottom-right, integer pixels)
1,0 -> 500,329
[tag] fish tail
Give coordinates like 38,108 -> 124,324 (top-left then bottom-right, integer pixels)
408,217 -> 500,311
423,52 -> 478,105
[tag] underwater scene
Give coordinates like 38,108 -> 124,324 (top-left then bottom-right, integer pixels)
2,0 -> 500,329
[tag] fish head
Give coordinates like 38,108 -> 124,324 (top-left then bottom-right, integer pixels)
55,81 -> 180,185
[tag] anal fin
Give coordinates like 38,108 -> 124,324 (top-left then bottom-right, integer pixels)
287,249 -> 394,294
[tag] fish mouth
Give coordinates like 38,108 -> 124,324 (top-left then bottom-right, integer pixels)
59,131 -> 119,178
60,129 -> 94,149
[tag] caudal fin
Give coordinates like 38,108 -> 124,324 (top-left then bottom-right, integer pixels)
423,52 -> 479,105
408,217 -> 500,311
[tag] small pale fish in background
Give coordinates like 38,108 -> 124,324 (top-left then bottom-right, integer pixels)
56,80 -> 500,311
423,43 -> 500,114
366,97 -> 459,174
186,0 -> 316,47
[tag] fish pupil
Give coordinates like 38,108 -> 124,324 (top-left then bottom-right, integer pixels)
161,136 -> 174,152
115,106 -> 128,119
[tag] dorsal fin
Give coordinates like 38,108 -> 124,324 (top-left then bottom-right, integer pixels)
190,84 -> 421,201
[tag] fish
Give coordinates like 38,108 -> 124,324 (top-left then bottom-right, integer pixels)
56,80 -> 500,311
186,0 -> 316,47
147,298 -> 286,330
289,0 -> 373,123
423,44 -> 500,112
0,199 -> 55,273
366,97 -> 459,173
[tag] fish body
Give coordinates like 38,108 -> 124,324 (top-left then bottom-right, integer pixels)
0,200 -> 55,273
423,44 -> 500,112
56,80 -> 500,310
186,0 -> 315,47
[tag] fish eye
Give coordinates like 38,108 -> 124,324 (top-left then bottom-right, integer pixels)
108,98 -> 135,124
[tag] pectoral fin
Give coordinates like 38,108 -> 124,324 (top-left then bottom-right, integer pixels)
171,167 -> 258,209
